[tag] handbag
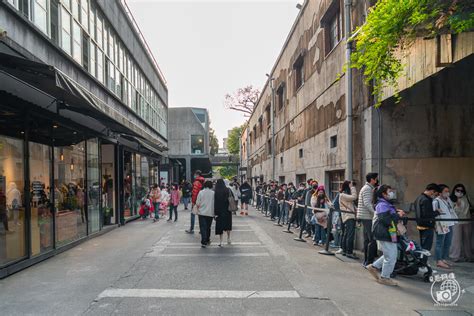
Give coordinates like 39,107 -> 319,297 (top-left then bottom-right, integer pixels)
228,190 -> 238,212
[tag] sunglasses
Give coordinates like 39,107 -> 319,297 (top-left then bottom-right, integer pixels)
455,189 -> 465,193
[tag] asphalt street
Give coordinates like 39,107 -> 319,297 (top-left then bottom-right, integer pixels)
0,206 -> 473,315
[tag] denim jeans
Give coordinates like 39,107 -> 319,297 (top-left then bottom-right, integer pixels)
435,229 -> 454,261
341,219 -> 356,254
313,225 -> 327,243
270,200 -> 278,219
198,215 -> 213,245
153,202 -> 160,219
279,202 -> 288,224
182,197 -> 190,210
168,205 -> 178,221
189,212 -> 196,231
256,195 -> 262,209
372,241 -> 398,279
419,229 -> 434,252
361,219 -> 378,264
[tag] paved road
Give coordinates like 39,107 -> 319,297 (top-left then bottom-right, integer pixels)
0,206 -> 473,315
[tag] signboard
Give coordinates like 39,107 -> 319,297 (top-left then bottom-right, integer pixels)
160,171 -> 169,186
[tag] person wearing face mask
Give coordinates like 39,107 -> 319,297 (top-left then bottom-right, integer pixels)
337,181 -> 358,258
449,184 -> 473,262
289,183 -> 306,229
357,173 -> 379,267
433,184 -> 458,269
366,185 -> 405,286
414,183 -> 441,252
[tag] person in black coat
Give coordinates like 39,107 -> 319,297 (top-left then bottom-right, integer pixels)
214,179 -> 232,246
239,181 -> 252,216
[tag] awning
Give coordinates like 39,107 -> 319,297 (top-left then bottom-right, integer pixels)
0,52 -> 166,148
119,135 -> 167,157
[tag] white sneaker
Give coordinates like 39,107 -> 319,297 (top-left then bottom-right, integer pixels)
335,249 -> 344,254
227,239 -> 231,245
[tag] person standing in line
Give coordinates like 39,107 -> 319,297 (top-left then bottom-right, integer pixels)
304,181 -> 318,238
181,180 -> 192,211
196,181 -> 215,248
414,183 -> 440,252
337,181 -> 358,258
214,179 -> 233,246
311,187 -> 330,246
186,171 -> 204,234
167,184 -> 180,222
150,183 -> 161,222
449,184 -> 473,262
367,185 -> 405,286
357,172 -> 379,267
291,183 -> 306,228
240,181 -> 252,216
433,184 -> 457,269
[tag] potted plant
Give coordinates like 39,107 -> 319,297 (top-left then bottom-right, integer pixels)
103,207 -> 113,225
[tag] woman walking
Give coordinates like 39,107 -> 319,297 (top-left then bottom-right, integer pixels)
367,185 -> 405,286
433,184 -> 457,269
150,183 -> 161,222
449,184 -> 473,262
214,179 -> 233,246
239,181 -> 252,216
196,181 -> 215,248
337,181 -> 358,258
167,184 -> 180,222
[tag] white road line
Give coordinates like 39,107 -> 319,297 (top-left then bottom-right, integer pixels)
155,242 -> 262,246
147,253 -> 270,257
98,289 -> 300,299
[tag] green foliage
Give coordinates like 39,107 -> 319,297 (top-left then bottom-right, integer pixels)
351,0 -> 474,107
227,125 -> 244,155
214,165 -> 238,180
209,128 -> 219,156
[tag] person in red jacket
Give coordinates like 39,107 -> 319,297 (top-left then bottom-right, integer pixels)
186,170 -> 205,233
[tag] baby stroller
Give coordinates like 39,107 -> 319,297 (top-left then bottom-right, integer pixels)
391,234 -> 433,282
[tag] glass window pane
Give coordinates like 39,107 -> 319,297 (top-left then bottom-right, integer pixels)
97,49 -> 103,83
191,135 -> 204,154
29,142 -> 53,256
0,136 -> 26,266
86,139 -> 100,234
80,0 -> 88,32
123,152 -> 135,219
72,21 -> 82,63
61,7 -> 71,55
89,42 -> 96,78
33,0 -> 49,35
72,0 -> 79,20
96,16 -> 103,49
54,142 -> 86,247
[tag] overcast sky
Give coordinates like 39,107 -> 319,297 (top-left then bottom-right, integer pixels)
127,0 -> 299,146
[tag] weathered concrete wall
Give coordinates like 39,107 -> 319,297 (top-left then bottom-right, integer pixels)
168,108 -> 209,157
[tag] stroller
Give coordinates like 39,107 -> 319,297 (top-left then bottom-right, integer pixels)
391,234 -> 433,282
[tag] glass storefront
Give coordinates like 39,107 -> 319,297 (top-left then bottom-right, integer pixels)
87,139 -> 100,233
123,151 -> 135,219
29,142 -> 53,256
54,143 -> 87,247
0,136 -> 26,266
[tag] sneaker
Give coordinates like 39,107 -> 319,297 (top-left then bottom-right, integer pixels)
240,212 -> 244,215
227,239 -> 231,245
366,264 -> 380,281
335,249 -> 344,255
377,277 -> 398,286
245,212 -> 248,216
201,244 -> 206,248
185,230 -> 194,234
346,253 -> 359,260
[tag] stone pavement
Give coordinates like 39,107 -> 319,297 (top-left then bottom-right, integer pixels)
0,205 -> 473,315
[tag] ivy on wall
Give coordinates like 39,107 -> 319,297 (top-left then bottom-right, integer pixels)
350,0 -> 474,107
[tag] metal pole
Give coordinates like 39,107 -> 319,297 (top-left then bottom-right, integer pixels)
345,0 -> 353,180
270,80 -> 276,181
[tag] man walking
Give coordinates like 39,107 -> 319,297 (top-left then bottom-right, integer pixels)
186,170 -> 204,234
357,173 -> 379,267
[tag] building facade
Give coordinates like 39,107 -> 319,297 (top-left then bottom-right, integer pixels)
167,107 -> 211,182
0,0 -> 168,277
242,0 -> 474,211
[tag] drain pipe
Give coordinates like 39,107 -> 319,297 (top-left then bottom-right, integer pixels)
345,0 -> 353,180
375,84 -> 383,183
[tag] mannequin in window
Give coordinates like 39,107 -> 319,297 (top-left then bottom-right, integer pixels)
0,187 -> 11,233
7,182 -> 21,226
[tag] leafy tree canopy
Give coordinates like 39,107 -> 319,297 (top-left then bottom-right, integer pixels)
227,125 -> 245,155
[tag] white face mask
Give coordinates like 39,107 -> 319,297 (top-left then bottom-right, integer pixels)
442,192 -> 450,199
455,191 -> 464,198
387,191 -> 395,200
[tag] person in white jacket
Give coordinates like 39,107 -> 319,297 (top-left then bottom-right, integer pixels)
433,184 -> 457,269
336,181 -> 358,259
196,181 -> 215,248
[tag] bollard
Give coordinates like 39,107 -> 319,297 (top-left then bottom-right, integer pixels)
319,207 -> 335,256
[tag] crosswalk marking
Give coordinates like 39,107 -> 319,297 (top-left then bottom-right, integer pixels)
148,253 -> 270,257
98,289 -> 300,299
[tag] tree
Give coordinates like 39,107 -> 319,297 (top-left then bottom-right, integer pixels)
224,85 -> 261,116
350,0 -> 474,106
209,128 -> 219,156
213,165 -> 238,180
227,125 -> 244,155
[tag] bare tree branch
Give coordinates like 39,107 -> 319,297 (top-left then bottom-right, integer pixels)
224,85 -> 261,116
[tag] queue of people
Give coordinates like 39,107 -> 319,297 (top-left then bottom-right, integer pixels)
254,173 -> 472,287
